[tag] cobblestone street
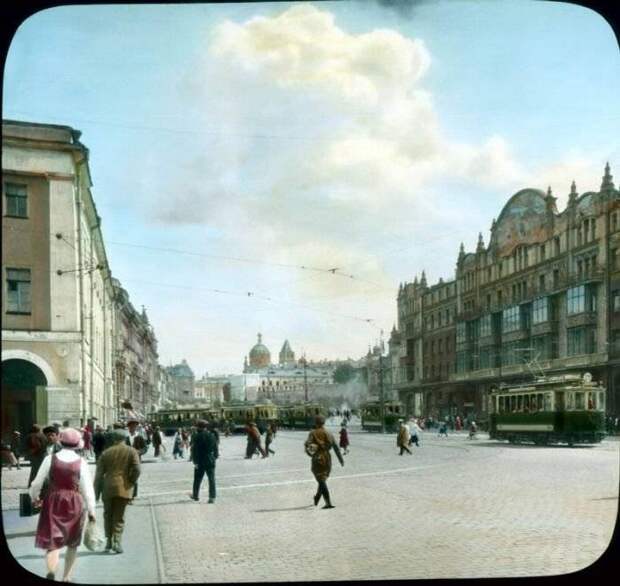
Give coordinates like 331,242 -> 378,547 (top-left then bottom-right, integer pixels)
3,421 -> 618,582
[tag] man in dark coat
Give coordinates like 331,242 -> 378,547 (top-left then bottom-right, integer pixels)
151,426 -> 162,457
190,420 -> 219,503
92,425 -> 106,461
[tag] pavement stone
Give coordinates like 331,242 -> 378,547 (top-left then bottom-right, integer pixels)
2,424 -> 618,583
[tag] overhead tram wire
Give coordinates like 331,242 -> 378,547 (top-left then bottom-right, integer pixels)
105,239 -> 386,288
117,276 -> 383,331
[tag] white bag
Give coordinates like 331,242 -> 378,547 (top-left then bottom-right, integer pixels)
83,519 -> 106,552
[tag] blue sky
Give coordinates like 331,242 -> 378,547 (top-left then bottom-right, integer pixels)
4,1 -> 619,374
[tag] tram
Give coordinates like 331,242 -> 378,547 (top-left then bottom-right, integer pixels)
151,407 -> 220,436
488,372 -> 606,445
361,400 -> 405,433
289,403 -> 326,429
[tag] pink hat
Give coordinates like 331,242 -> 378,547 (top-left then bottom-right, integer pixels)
59,428 -> 83,449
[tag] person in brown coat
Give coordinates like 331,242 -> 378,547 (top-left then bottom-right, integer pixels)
305,415 -> 344,509
94,430 -> 141,554
26,424 -> 48,487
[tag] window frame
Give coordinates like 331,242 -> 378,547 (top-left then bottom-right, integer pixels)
5,267 -> 32,314
4,182 -> 28,219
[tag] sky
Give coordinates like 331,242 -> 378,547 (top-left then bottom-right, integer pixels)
3,0 -> 619,375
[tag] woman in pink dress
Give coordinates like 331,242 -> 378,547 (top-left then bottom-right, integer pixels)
30,428 -> 96,582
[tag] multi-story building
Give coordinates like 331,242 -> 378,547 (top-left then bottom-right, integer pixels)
2,120 -> 118,437
112,279 -> 159,419
194,374 -> 227,405
393,165 -> 620,421
166,359 -> 195,403
242,333 -> 339,402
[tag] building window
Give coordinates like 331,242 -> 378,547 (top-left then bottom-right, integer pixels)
6,268 -> 32,313
540,244 -> 546,261
456,322 -> 466,345
480,314 -> 492,337
567,326 -> 596,356
4,183 -> 28,218
553,269 -> 559,288
612,248 -> 619,271
566,285 -> 596,314
502,306 -> 520,333
612,213 -> 618,233
554,236 -> 561,256
532,297 -> 549,324
614,291 -> 620,313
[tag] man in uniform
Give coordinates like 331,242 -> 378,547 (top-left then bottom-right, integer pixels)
189,420 -> 219,503
94,429 -> 141,554
305,415 -> 344,509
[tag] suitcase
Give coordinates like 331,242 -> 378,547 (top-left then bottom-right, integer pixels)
19,493 -> 40,517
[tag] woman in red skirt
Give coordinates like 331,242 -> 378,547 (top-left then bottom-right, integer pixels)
30,428 -> 96,582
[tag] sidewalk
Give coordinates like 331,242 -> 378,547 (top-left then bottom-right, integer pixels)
3,499 -> 161,583
2,459 -> 162,584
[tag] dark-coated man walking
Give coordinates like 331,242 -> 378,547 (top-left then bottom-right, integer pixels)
190,420 -> 219,503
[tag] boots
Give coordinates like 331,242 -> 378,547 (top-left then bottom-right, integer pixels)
105,537 -> 112,551
112,535 -> 123,554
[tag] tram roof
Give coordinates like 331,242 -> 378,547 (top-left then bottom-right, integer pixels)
493,373 -> 602,393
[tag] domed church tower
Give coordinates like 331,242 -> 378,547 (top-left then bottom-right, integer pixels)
249,333 -> 271,369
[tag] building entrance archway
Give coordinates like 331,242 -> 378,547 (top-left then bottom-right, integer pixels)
1,359 -> 48,443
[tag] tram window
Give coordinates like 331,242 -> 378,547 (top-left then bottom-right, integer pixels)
517,395 -> 523,412
599,392 -> 605,410
575,392 -> 585,410
544,393 -> 552,411
587,392 -> 595,410
523,395 -> 530,412
509,396 -> 514,412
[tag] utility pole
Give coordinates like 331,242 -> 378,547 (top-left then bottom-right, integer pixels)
303,353 -> 308,402
379,331 -> 386,434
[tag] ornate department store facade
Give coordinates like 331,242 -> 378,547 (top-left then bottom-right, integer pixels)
391,165 -> 620,423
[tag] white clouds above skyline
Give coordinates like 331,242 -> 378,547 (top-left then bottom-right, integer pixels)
5,1 -> 617,373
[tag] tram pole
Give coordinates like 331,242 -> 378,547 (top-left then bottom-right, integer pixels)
379,348 -> 385,434
303,354 -> 308,403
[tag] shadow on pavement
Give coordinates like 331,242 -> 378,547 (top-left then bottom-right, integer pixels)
253,505 -> 314,513
4,530 -> 36,540
464,441 -> 595,449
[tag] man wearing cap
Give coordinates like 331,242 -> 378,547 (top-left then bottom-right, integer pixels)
125,418 -> 146,500
43,426 -> 63,456
94,429 -> 141,554
189,420 -> 219,503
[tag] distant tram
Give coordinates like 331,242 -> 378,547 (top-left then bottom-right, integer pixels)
361,400 -> 405,433
488,372 -> 606,445
151,407 -> 220,436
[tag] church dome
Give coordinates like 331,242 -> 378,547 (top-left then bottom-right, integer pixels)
249,333 -> 271,368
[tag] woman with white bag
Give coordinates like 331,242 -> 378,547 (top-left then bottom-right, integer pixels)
30,428 -> 96,582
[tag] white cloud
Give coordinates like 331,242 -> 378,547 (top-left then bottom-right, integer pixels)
152,4 -> 611,311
